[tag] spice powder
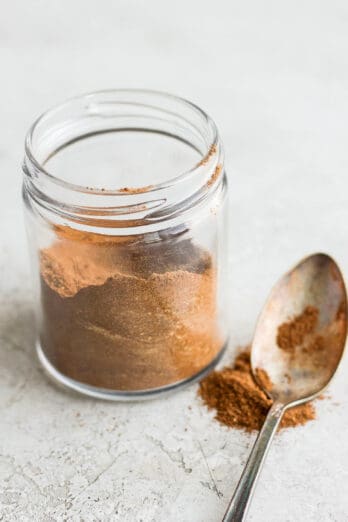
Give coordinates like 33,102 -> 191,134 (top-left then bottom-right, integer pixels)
40,226 -> 222,390
199,349 -> 316,432
277,305 -> 319,352
276,304 -> 346,372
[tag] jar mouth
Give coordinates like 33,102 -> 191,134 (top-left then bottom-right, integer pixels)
24,88 -> 221,196
23,89 -> 225,231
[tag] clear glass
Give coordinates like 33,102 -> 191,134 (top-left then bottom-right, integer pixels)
22,89 -> 228,400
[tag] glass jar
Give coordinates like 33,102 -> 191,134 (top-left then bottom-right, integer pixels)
22,89 -> 228,400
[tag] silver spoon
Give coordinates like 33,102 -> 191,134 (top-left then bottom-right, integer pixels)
223,253 -> 347,522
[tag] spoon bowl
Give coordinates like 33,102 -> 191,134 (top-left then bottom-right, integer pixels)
223,253 -> 347,522
252,253 -> 347,405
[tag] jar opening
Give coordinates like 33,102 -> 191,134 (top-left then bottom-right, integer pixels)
44,129 -> 202,191
23,90 -> 224,229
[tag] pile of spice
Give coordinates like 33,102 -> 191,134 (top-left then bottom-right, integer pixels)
198,349 -> 316,432
40,226 -> 222,390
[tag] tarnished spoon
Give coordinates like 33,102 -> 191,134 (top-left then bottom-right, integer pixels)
223,253 -> 347,522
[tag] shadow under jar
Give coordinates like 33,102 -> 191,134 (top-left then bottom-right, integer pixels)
22,89 -> 229,400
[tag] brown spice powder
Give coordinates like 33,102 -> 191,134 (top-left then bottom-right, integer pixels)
197,144 -> 217,166
275,305 -> 335,370
277,305 -> 319,352
254,367 -> 273,392
199,350 -> 316,432
303,335 -> 325,354
118,185 -> 154,194
40,227 -> 222,390
206,164 -> 223,188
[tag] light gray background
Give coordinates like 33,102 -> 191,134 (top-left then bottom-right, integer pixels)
1,1 -> 348,520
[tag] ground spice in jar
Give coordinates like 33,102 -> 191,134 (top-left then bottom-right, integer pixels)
40,226 -> 222,390
198,349 -> 316,432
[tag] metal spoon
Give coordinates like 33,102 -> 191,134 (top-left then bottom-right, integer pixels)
223,253 -> 347,522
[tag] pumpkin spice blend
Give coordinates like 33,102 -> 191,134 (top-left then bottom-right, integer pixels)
199,302 -> 346,432
199,349 -> 316,432
39,225 -> 222,390
276,304 -> 345,370
276,305 -> 319,352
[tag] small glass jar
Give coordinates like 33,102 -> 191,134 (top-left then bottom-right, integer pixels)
22,89 -> 228,400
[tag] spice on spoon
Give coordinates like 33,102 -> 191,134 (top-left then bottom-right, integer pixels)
276,305 -> 319,352
276,305 -> 339,369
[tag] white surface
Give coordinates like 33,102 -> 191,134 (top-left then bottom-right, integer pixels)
1,1 -> 348,520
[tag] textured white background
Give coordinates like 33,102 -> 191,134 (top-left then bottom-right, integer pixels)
1,1 -> 348,520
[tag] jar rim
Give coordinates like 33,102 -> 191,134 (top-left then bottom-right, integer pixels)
24,88 -> 221,197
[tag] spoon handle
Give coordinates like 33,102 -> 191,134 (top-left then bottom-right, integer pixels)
222,402 -> 284,522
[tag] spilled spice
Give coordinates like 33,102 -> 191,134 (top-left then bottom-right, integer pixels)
199,349 -> 316,432
254,367 -> 273,392
277,305 -> 319,352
